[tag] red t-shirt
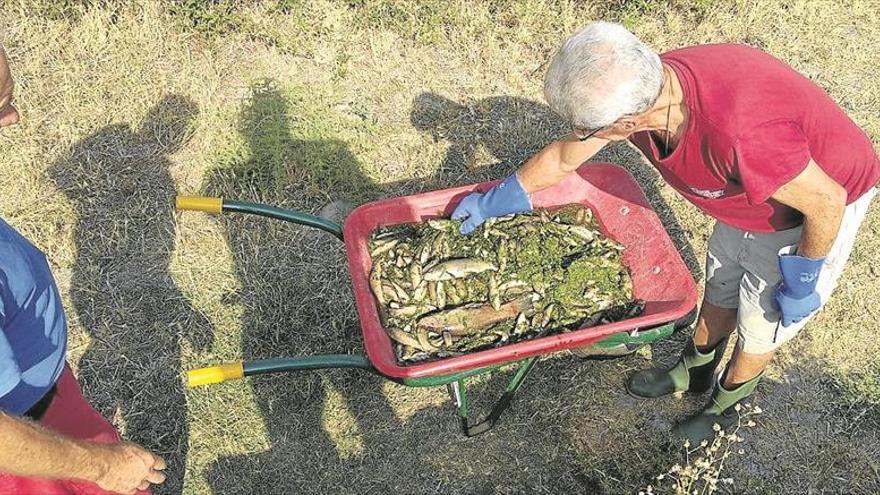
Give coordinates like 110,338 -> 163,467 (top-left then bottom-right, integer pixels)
629,44 -> 880,232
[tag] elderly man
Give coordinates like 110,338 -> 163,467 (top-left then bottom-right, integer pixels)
452,22 -> 879,443
0,46 -> 166,494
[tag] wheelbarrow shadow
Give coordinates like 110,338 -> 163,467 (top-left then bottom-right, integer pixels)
202,84 -> 703,493
48,95 -> 213,495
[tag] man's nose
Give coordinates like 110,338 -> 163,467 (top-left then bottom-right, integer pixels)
0,104 -> 20,128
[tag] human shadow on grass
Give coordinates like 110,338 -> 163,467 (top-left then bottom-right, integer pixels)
200,80 -> 412,494
49,95 -> 213,495
202,84 -> 700,494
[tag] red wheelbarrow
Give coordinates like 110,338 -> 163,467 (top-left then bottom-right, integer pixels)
180,163 -> 698,436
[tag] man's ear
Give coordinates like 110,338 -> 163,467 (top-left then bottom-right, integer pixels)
602,118 -> 638,140
616,118 -> 638,132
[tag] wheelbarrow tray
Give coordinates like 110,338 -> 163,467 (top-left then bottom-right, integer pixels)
343,163 -> 698,380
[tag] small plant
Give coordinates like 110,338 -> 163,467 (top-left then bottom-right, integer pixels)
642,403 -> 762,495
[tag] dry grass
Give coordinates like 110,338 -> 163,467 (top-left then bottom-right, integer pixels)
0,0 -> 878,493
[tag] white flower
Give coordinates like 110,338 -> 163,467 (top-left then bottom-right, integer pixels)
734,403 -> 742,412
712,423 -> 722,432
746,420 -> 756,427
754,406 -> 763,414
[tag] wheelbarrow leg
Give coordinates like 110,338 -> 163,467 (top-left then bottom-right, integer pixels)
447,357 -> 539,437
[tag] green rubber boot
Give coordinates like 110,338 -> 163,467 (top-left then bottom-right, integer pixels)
626,337 -> 727,398
673,372 -> 762,446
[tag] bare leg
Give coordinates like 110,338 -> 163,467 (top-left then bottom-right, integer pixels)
723,345 -> 773,387
692,300 -> 737,351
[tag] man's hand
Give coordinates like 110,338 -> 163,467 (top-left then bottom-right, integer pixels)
451,131 -> 605,235
770,159 -> 845,327
774,254 -> 824,327
452,174 -> 531,234
92,442 -> 167,495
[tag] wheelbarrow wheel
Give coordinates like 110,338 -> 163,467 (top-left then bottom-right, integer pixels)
570,307 -> 698,360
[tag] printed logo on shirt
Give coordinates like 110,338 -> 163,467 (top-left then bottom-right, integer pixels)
689,187 -> 725,199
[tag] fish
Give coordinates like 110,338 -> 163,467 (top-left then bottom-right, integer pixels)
416,295 -> 533,336
427,218 -> 460,233
567,225 -> 596,241
412,282 -> 427,302
368,204 -> 639,363
416,327 -> 439,351
435,280 -> 447,308
389,304 -> 435,319
388,327 -> 422,349
369,263 -> 385,305
391,281 -> 410,303
370,239 -> 399,257
488,273 -> 501,310
423,258 -> 497,281
497,238 -> 509,272
409,262 -> 422,288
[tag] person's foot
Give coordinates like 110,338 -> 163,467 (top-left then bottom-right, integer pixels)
673,372 -> 761,445
627,337 -> 727,398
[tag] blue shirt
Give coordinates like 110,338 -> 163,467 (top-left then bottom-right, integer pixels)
0,218 -> 67,415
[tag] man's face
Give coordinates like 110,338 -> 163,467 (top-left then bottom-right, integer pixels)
0,47 -> 20,128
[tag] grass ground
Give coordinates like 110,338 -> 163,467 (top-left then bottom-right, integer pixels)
0,0 -> 878,493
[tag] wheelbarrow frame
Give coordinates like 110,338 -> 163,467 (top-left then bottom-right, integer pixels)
180,163 -> 698,437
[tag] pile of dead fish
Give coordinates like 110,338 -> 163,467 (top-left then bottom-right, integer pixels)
367,204 -> 643,363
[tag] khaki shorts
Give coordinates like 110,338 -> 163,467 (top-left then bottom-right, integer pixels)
704,188 -> 877,354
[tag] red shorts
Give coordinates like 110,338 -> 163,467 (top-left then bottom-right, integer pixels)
0,364 -> 151,495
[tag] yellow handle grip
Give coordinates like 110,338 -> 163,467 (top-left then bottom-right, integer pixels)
187,362 -> 244,387
176,196 -> 223,213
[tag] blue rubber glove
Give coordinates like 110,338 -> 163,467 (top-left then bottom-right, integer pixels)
774,254 -> 825,327
451,174 -> 532,235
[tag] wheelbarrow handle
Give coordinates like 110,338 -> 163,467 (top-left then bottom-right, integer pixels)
187,355 -> 379,388
188,362 -> 244,387
176,196 -> 344,240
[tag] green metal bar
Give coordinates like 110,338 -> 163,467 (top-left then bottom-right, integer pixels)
451,356 -> 540,437
242,355 -> 378,377
403,363 -> 506,388
505,356 -> 538,393
593,323 -> 674,349
449,380 -> 469,420
223,200 -> 344,240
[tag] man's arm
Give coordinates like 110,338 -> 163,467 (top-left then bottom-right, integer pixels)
517,135 -> 609,193
770,159 -> 847,257
770,159 -> 846,327
0,412 -> 103,479
0,412 -> 166,494
451,135 -> 607,234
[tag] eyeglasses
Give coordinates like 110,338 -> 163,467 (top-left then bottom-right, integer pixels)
571,81 -> 668,142
571,125 -> 605,142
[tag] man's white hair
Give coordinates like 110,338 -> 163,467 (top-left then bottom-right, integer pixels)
544,22 -> 663,130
